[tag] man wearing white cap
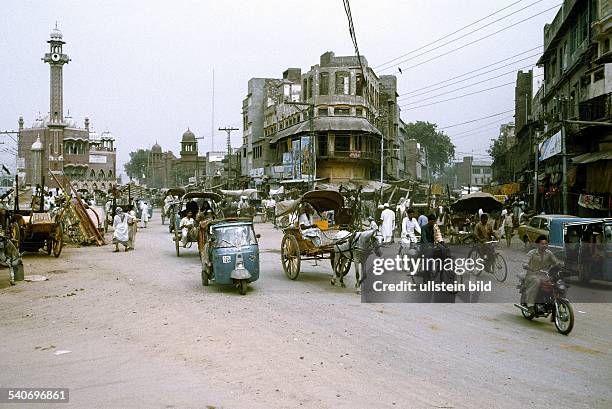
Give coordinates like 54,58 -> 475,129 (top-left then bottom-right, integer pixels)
380,203 -> 395,244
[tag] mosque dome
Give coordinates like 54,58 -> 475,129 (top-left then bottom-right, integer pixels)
151,142 -> 162,153
50,27 -> 63,40
182,128 -> 196,141
31,136 -> 43,151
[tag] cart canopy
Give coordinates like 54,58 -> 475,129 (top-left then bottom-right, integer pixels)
450,191 -> 503,213
181,191 -> 222,202
276,190 -> 344,217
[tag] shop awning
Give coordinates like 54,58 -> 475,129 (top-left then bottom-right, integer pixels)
572,150 -> 612,164
269,117 -> 381,144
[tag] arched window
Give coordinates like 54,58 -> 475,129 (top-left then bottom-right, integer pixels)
98,169 -> 105,180
107,170 -> 113,180
90,169 -> 96,179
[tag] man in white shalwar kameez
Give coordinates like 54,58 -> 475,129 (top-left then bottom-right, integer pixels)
140,201 -> 150,228
380,203 -> 395,244
298,204 -> 321,247
112,207 -> 134,252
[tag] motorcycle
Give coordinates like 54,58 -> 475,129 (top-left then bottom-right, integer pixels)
514,266 -> 574,335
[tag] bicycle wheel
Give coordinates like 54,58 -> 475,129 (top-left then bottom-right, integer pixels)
467,248 -> 483,277
493,253 -> 507,282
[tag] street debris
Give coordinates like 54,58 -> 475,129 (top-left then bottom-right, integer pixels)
24,275 -> 48,282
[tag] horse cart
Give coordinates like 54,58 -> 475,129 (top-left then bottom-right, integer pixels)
278,190 -> 356,281
161,187 -> 186,227
173,191 -> 223,257
9,187 -> 63,257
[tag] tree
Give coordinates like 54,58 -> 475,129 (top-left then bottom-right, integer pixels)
402,121 -> 455,175
124,149 -> 150,183
488,135 -> 512,183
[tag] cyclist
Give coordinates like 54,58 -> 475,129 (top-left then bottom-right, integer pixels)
474,213 -> 498,271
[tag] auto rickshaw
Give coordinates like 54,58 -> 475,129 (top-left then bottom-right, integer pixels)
199,218 -> 260,295
173,191 -> 223,257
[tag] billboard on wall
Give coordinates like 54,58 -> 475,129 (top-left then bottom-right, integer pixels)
283,152 -> 292,179
539,131 -> 562,161
300,135 -> 311,180
292,139 -> 301,179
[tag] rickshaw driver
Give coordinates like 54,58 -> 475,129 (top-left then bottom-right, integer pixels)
474,213 -> 498,271
299,203 -> 322,246
180,211 -> 196,247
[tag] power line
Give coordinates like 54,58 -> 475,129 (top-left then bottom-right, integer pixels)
438,110 -> 516,130
399,58 -> 539,100
401,74 -> 543,109
451,116 -> 515,136
399,47 -> 541,95
393,4 -> 560,73
399,63 -> 536,102
377,0 -> 546,72
375,0 -> 528,70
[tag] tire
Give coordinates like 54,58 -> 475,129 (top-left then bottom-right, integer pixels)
467,248 -> 483,277
52,225 -> 63,258
281,234 -> 301,280
521,303 -> 534,320
238,280 -> 248,295
554,299 -> 574,335
493,253 -> 508,282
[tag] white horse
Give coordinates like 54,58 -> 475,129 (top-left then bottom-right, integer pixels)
332,228 -> 383,288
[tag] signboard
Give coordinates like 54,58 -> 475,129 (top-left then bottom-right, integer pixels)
349,150 -> 361,158
16,157 -> 25,169
539,131 -> 562,161
283,152 -> 292,179
292,139 -> 301,179
89,154 -> 108,164
300,136 -> 311,180
578,194 -> 607,210
249,167 -> 264,177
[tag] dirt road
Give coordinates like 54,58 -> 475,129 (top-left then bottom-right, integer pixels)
1,215 -> 610,408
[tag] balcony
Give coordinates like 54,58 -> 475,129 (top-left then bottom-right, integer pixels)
579,93 -> 612,122
318,150 -> 380,163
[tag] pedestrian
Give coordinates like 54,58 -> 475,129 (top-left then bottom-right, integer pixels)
127,209 -> 139,250
417,210 -> 428,228
140,201 -> 149,228
380,203 -> 395,244
180,211 -> 196,247
503,208 -> 514,247
112,207 -> 133,252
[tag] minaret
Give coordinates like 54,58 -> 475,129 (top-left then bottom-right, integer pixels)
42,23 -> 70,175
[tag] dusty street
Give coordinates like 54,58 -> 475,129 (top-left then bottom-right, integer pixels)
1,213 -> 611,409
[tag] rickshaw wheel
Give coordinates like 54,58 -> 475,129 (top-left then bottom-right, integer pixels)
52,225 -> 63,258
10,222 -> 20,249
334,254 -> 352,277
238,280 -> 248,295
281,234 -> 301,280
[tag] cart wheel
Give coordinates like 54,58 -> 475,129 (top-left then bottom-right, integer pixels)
281,234 -> 301,280
334,254 -> 352,277
238,280 -> 248,295
52,225 -> 63,258
10,222 -> 20,249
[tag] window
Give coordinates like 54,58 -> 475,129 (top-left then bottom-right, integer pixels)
354,134 -> 361,151
472,168 -> 481,174
356,108 -> 363,117
529,217 -> 541,228
334,107 -> 350,116
594,68 -> 604,82
604,39 -> 611,54
356,73 -> 364,96
335,133 -> 350,152
318,107 -> 329,116
307,77 -> 313,99
243,148 -> 246,158
541,218 -> 549,231
253,146 -> 263,159
318,134 -> 328,156
335,72 -> 350,95
302,79 -> 307,101
319,72 -> 329,96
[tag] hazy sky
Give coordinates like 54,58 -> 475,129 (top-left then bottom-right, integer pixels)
1,0 -> 559,176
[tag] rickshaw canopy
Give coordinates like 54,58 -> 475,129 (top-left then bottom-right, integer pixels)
181,191 -> 222,203
276,190 -> 344,217
163,187 -> 186,198
450,191 -> 503,213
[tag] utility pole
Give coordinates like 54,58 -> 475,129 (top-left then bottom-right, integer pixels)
219,126 -> 239,188
533,131 -> 539,212
560,97 -> 568,214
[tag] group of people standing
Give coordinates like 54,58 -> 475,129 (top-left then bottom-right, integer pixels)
373,204 -> 444,247
111,201 -> 149,252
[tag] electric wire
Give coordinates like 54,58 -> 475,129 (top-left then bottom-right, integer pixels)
438,110 -> 516,130
377,0 -> 547,72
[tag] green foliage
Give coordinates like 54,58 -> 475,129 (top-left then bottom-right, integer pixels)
124,149 -> 150,182
402,121 -> 455,175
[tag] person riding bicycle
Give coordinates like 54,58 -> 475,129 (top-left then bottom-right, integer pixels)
474,213 -> 498,271
523,235 -> 562,310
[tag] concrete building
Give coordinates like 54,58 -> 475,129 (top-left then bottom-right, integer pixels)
533,0 -> 612,214
17,26 -> 116,192
453,156 -> 493,188
241,51 -> 408,186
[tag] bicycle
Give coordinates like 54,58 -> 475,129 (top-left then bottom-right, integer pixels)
467,240 -> 507,282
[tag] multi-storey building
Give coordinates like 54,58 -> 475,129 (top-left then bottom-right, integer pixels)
241,51 -> 408,186
17,26 -> 116,192
534,0 -> 611,215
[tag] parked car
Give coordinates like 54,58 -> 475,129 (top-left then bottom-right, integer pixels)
517,214 -> 576,247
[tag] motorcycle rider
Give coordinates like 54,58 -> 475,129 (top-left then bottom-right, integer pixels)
523,235 -> 562,311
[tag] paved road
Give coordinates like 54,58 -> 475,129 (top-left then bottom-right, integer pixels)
1,214 -> 611,408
